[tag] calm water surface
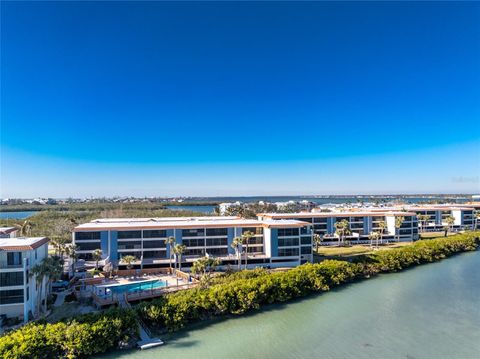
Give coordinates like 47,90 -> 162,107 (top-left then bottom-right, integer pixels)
166,205 -> 216,213
103,252 -> 480,359
0,211 -> 37,219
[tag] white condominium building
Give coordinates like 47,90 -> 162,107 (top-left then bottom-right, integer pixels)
0,236 -> 49,322
73,216 -> 313,270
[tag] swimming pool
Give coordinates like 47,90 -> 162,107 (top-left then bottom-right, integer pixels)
108,279 -> 167,294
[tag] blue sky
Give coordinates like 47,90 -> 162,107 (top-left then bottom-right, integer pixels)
1,1 -> 479,197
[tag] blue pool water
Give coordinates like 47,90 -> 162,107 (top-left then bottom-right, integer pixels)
109,280 -> 167,294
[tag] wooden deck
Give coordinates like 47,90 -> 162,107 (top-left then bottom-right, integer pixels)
90,282 -> 198,306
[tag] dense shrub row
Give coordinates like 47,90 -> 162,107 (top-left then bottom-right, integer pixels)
0,308 -> 138,359
138,232 -> 479,331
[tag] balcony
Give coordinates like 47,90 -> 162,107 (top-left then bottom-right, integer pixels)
0,263 -> 24,270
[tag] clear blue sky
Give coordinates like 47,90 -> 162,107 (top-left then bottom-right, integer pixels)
1,1 -> 479,198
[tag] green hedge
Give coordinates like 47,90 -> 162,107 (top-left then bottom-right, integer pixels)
138,232 -> 479,331
0,308 -> 138,359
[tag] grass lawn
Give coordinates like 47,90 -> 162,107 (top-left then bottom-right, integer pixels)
419,231 -> 456,239
314,241 -> 414,259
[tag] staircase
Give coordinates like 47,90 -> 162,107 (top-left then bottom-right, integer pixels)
119,293 -> 164,349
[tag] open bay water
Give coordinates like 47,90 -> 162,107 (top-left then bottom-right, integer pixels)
0,211 -> 37,219
101,251 -> 480,359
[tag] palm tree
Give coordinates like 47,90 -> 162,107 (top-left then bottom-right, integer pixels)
313,233 -> 323,253
474,210 -> 480,230
66,244 -> 79,277
368,231 -> 380,248
241,231 -> 254,269
120,255 -> 137,270
377,220 -> 387,244
395,216 -> 405,242
30,256 -> 64,315
20,220 -> 34,236
230,236 -> 243,270
30,261 -> 48,316
417,214 -> 430,233
173,244 -> 186,272
444,215 -> 455,235
191,256 -> 221,288
166,236 -> 176,271
103,261 -> 113,278
57,238 -> 68,258
334,219 -> 350,246
92,249 -> 102,269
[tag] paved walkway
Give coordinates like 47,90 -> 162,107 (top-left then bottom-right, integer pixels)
53,290 -> 70,307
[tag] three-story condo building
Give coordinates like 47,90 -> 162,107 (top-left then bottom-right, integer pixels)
257,211 -> 419,244
368,206 -> 475,231
73,216 -> 313,269
0,236 -> 49,322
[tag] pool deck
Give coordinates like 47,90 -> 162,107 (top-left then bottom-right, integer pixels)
91,274 -> 197,306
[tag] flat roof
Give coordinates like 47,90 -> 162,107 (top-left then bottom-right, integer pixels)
91,216 -> 240,223
259,211 -> 417,219
74,218 -> 310,231
0,237 -> 49,251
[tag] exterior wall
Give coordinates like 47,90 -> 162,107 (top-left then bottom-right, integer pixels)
110,231 -> 118,262
73,222 -> 312,270
0,242 -> 48,321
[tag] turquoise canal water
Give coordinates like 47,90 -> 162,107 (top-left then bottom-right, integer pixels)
101,251 -> 480,359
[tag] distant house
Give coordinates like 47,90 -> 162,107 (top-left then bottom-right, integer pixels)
0,227 -> 19,239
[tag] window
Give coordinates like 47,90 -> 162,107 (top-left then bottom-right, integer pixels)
142,250 -> 167,259
143,230 -> 167,238
78,253 -> 94,260
300,226 -> 310,235
247,246 -> 263,253
278,237 -> 299,247
0,289 -> 24,304
278,248 -> 299,257
313,217 -> 328,223
248,237 -> 264,245
143,240 -> 166,249
301,247 -> 312,255
75,232 -> 101,241
185,248 -> 205,256
205,237 -> 228,246
301,237 -> 311,245
0,272 -> 24,286
278,228 -> 299,237
77,242 -> 101,251
182,229 -> 205,237
206,228 -> 228,236
117,231 -> 141,239
118,241 -> 142,250
183,238 -> 205,247
206,248 -> 228,256
242,227 -> 263,235
7,252 -> 22,266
